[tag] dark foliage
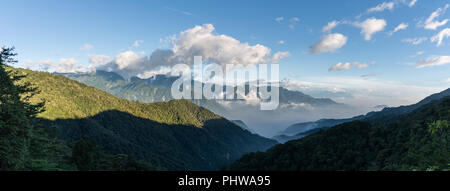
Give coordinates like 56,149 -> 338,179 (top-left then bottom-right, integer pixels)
227,96 -> 450,171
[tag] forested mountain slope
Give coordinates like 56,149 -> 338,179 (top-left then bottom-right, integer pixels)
227,95 -> 450,171
276,88 -> 450,142
11,67 -> 277,170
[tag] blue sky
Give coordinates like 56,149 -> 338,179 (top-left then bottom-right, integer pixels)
2,0 -> 450,108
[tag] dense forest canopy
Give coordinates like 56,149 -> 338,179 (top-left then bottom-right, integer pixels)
226,95 -> 450,171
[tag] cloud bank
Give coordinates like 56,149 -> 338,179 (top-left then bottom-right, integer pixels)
31,24 -> 289,79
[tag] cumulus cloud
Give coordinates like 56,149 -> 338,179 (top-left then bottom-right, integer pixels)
272,51 -> 290,63
424,4 -> 449,30
367,2 -> 394,13
94,49 -> 172,79
275,17 -> 284,23
171,24 -> 276,66
430,28 -> 450,46
310,33 -> 347,54
27,24 -> 287,79
27,58 -> 84,73
416,56 -> 450,68
26,59 -> 56,71
329,62 -> 370,72
91,24 -> 287,79
355,18 -> 387,41
87,54 -> 111,70
277,40 -> 285,45
80,44 -> 94,51
114,50 -> 144,70
56,58 -> 83,73
322,20 -> 340,33
389,23 -> 408,35
402,37 -> 428,45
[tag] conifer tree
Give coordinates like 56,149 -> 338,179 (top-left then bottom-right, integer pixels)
0,47 -> 44,170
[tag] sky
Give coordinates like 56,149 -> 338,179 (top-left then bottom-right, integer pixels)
1,0 -> 450,109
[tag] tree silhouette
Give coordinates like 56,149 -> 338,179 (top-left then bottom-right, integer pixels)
0,47 -> 44,170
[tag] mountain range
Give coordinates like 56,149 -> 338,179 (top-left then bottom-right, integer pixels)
5,65 -> 449,171
14,67 -> 277,170
227,89 -> 450,171
59,70 -> 357,137
274,88 -> 450,143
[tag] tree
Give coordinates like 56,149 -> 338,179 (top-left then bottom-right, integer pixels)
0,47 -> 44,170
424,120 -> 450,170
71,136 -> 100,171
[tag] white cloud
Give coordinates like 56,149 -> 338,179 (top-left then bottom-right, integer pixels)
283,76 -> 445,109
402,37 -> 428,45
279,102 -> 313,110
310,33 -> 348,54
322,20 -> 340,33
132,40 -> 144,48
424,4 -> 449,30
288,17 -> 299,29
172,24 -> 279,67
408,0 -> 418,7
137,66 -> 173,79
272,51 -> 290,63
80,44 -> 94,51
87,54 -> 111,70
389,23 -> 408,35
277,40 -> 285,45
416,56 -> 450,68
367,2 -> 395,13
275,17 -> 284,23
430,28 -> 450,46
93,24 -> 286,79
26,59 -> 56,71
329,62 -> 370,72
355,18 -> 387,41
113,50 -> 145,70
290,17 -> 300,23
26,58 -> 84,73
93,49 -> 162,79
56,58 -> 82,73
